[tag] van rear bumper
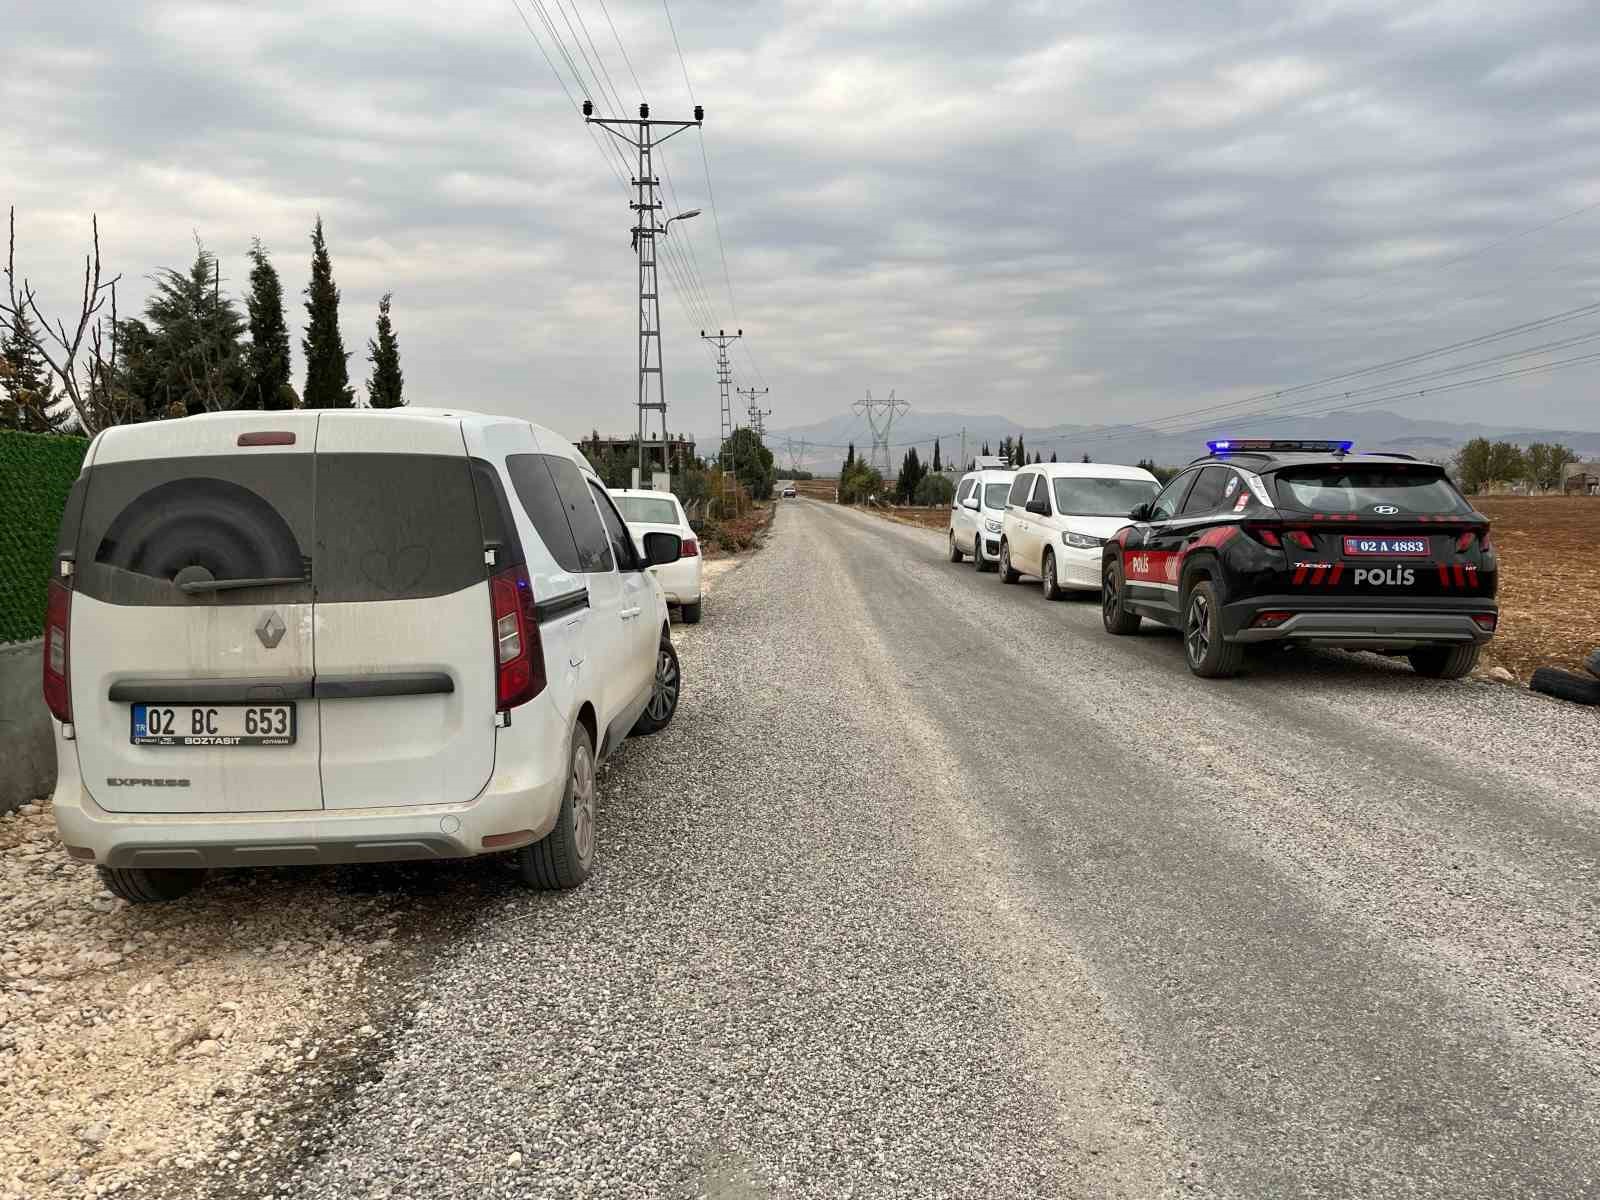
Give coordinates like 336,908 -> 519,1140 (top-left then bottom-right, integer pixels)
51,721 -> 569,869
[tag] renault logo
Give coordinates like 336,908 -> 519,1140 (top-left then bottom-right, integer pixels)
256,611 -> 286,649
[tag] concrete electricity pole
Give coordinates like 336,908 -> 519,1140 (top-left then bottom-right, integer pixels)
701,328 -> 741,487
853,388 -> 908,476
584,100 -> 703,483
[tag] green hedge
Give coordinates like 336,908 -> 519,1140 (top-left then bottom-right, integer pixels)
0,429 -> 89,644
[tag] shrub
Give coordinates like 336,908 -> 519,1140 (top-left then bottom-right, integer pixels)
0,429 -> 89,643
914,473 -> 955,506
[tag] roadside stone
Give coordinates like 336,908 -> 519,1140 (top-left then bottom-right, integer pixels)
1486,666 -> 1515,683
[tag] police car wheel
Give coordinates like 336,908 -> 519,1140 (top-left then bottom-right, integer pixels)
1183,580 -> 1244,678
1407,644 -> 1480,680
1103,559 -> 1141,635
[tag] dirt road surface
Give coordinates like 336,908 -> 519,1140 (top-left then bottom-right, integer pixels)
145,499 -> 1600,1199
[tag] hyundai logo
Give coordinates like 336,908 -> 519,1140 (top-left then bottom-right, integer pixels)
1373,505 -> 1399,515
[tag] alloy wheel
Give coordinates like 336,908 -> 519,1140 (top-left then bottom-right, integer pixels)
1103,570 -> 1119,623
571,739 -> 596,862
648,646 -> 679,723
1186,592 -> 1211,665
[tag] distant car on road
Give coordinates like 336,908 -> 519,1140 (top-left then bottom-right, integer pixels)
781,483 -> 797,498
948,468 -> 1016,571
997,463 -> 1160,598
1100,440 -> 1498,678
46,410 -> 684,903
611,488 -> 703,624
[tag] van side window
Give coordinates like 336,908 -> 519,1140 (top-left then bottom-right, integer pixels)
509,454 -> 612,573
1031,474 -> 1052,513
1007,473 -> 1033,507
589,482 -> 640,570
957,478 -> 975,503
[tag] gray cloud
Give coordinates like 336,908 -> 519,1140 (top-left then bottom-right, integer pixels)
3,0 -> 1599,452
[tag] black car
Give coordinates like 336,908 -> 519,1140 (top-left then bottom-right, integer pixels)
1099,440 -> 1498,679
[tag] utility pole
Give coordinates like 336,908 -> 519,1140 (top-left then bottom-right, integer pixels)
584,100 -> 704,483
852,388 -> 908,476
701,328 -> 741,490
960,427 -> 967,473
737,385 -> 770,438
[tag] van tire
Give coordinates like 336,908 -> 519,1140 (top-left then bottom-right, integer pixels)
999,540 -> 1021,584
517,724 -> 596,889
96,866 -> 207,904
1041,550 -> 1063,600
948,531 -> 963,562
680,600 -> 703,625
1530,666 -> 1600,705
630,637 -> 681,737
1407,644 -> 1480,679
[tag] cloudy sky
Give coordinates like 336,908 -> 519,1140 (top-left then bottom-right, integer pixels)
5,0 -> 1600,448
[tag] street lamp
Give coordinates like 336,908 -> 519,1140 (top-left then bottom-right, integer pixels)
662,209 -> 701,234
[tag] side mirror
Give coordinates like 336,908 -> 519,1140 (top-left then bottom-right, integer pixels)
1025,497 -> 1051,517
1129,502 -> 1152,521
962,497 -> 979,511
641,531 -> 682,567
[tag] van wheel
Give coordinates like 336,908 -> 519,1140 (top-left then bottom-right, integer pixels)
1102,559 -> 1141,634
948,531 -> 963,562
1041,550 -> 1063,600
680,600 -> 703,625
1183,580 -> 1244,678
517,724 -> 596,889
96,866 -> 208,904
631,638 -> 681,736
999,541 -> 1021,584
1407,644 -> 1480,679
973,537 -> 988,572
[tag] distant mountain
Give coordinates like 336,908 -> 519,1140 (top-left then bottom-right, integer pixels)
746,409 -> 1600,475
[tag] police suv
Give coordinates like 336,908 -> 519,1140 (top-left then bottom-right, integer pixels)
1099,440 -> 1498,679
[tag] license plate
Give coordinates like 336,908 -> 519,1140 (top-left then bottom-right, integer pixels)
131,703 -> 297,747
1342,536 -> 1429,557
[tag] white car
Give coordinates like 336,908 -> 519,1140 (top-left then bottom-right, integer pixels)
998,463 -> 1161,598
610,488 -> 703,624
44,408 -> 683,902
947,468 -> 1015,572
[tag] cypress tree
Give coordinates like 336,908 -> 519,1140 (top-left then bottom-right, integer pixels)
931,439 -> 942,472
245,238 -> 293,410
1015,434 -> 1026,466
365,292 -> 404,408
1,307 -> 64,431
302,216 -> 353,408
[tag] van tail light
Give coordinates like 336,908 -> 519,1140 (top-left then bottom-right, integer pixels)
1284,530 -> 1316,551
489,565 -> 546,710
680,537 -> 699,557
42,577 -> 72,723
1244,524 -> 1282,548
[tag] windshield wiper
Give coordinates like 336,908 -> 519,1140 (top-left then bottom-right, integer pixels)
178,576 -> 305,595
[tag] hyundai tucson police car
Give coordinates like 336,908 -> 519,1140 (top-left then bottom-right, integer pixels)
1099,440 -> 1498,679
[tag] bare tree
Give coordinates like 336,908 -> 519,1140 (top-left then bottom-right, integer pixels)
1,206 -> 122,434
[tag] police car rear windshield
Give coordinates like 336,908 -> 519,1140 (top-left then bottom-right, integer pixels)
1051,476 -> 1160,516
1272,466 -> 1471,516
983,483 -> 1011,509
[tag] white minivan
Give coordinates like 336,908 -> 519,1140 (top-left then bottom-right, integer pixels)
998,462 -> 1160,599
947,468 -> 1016,572
44,409 -> 682,902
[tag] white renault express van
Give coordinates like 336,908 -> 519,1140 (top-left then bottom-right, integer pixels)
948,468 -> 1015,571
44,409 -> 682,901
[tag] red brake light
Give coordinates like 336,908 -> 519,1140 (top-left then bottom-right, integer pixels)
1472,613 -> 1497,632
1252,610 -> 1293,628
680,537 -> 699,557
490,565 -> 546,709
1455,530 -> 1474,552
1285,530 -> 1315,551
1245,524 -> 1281,548
237,431 -> 296,447
42,577 -> 72,723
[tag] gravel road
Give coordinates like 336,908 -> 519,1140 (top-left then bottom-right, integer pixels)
180,499 -> 1599,1200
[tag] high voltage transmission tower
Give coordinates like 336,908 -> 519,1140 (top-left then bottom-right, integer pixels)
784,437 -> 808,474
584,100 -> 703,482
701,328 -> 741,482
853,388 -> 908,475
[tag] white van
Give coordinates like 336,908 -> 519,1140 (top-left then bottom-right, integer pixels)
948,468 -> 1016,571
43,409 -> 682,902
998,462 -> 1160,598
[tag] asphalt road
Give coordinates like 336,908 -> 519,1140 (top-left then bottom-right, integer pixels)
233,499 -> 1600,1200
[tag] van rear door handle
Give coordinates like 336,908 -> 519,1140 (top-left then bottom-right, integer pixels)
620,606 -> 642,620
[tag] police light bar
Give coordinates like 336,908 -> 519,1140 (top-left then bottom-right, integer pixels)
1208,439 -> 1353,455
